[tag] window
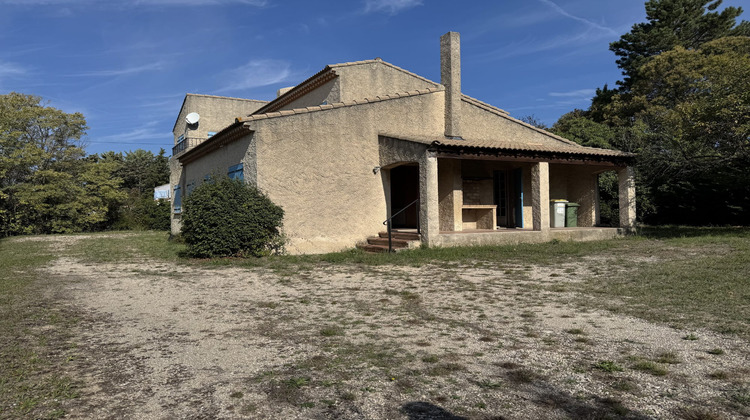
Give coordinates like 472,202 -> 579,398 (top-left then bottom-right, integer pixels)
173,185 -> 182,213
186,182 -> 195,195
177,134 -> 184,143
228,163 -> 243,181
207,131 -> 216,138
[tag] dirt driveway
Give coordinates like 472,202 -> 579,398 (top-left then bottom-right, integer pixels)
34,235 -> 750,419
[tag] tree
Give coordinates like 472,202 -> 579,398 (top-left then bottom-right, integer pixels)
551,109 -> 616,149
0,93 -> 90,235
519,115 -> 549,130
12,161 -> 124,234
627,36 -> 750,223
610,0 -> 748,90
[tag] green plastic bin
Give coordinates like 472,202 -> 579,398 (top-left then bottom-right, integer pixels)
565,202 -> 580,227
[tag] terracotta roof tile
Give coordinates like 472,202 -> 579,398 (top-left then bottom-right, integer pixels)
379,133 -> 632,158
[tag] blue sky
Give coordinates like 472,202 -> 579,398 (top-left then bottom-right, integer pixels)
1,0 -> 746,156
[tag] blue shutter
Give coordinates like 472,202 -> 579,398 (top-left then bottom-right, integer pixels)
173,185 -> 182,213
228,164 -> 244,181
207,131 -> 216,138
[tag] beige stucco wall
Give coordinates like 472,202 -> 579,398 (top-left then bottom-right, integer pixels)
334,62 -> 440,103
173,94 -> 267,145
182,136 -> 257,187
277,78 -> 341,111
246,92 -> 444,254
169,157 -> 183,233
459,100 -> 574,148
170,136 -> 257,234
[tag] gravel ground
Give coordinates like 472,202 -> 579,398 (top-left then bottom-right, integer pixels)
32,235 -> 750,419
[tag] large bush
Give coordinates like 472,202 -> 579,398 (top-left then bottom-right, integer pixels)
181,177 -> 284,257
114,191 -> 171,231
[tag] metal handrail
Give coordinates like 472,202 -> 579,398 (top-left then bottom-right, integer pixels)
382,198 -> 420,253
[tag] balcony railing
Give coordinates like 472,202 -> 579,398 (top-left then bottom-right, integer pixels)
172,137 -> 204,157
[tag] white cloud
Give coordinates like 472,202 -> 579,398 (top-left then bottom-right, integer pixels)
217,59 -> 292,92
363,0 -> 422,15
72,61 -> 166,77
549,88 -> 596,98
94,121 -> 169,144
474,28 -> 605,61
537,0 -> 618,36
0,61 -> 27,87
0,61 -> 26,78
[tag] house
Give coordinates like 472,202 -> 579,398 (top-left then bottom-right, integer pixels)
153,183 -> 171,200
170,32 -> 635,254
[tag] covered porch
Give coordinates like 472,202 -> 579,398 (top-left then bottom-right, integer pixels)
379,135 -> 636,248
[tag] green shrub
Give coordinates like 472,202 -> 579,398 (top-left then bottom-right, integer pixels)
115,191 -> 171,231
181,177 -> 284,257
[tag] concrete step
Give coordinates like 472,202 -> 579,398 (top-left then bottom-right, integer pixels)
359,244 -> 390,253
367,237 -> 409,247
378,231 -> 420,241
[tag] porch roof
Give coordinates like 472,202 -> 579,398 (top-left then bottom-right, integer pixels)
380,133 -> 634,163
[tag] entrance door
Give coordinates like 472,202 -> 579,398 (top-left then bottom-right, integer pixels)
513,168 -> 524,228
390,165 -> 419,228
493,171 -> 508,227
494,168 -> 524,228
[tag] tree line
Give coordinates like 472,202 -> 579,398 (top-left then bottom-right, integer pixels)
0,92 -> 170,237
547,0 -> 749,225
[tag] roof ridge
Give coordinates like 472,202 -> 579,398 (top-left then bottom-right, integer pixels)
330,59 -> 441,87
460,94 -> 509,115
186,93 -> 268,103
236,87 -> 443,123
498,113 -> 581,147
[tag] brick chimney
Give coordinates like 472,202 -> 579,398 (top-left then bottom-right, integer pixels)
441,31 -> 462,139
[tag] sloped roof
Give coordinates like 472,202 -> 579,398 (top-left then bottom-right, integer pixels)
237,87 -> 443,123
380,133 -> 633,160
250,58 -> 511,117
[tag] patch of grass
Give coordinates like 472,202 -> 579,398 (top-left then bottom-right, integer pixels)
421,355 -> 439,363
426,362 -> 465,377
611,379 -> 638,393
340,391 -> 356,401
707,370 -> 729,380
578,228 -> 750,339
707,348 -> 725,355
594,360 -> 624,373
656,352 -> 681,364
0,237 -> 81,419
229,391 -> 244,398
506,368 -> 542,384
683,333 -> 699,341
320,326 -> 344,337
69,231 -> 185,263
675,406 -> 725,420
631,360 -> 668,376
476,380 -> 503,389
566,328 -> 585,335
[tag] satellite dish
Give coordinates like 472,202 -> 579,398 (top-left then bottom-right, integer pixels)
185,112 -> 200,125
